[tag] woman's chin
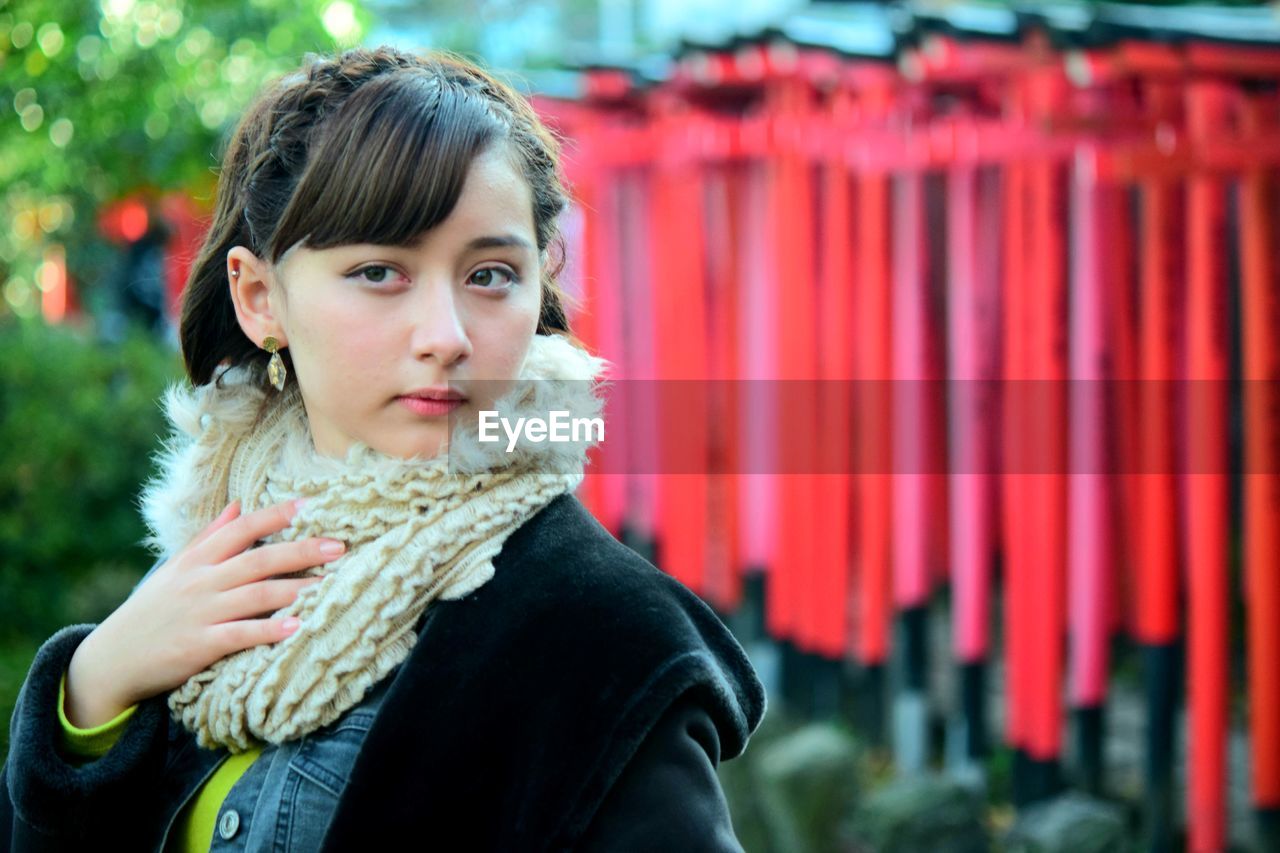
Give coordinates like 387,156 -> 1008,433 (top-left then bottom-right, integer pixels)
365,429 -> 450,462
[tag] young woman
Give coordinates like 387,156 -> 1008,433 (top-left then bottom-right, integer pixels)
1,46 -> 765,851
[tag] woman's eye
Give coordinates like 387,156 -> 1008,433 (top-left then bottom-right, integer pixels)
469,267 -> 519,289
351,265 -> 398,286
347,265 -> 518,290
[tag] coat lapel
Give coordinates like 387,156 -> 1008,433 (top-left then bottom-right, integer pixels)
320,493 -> 766,852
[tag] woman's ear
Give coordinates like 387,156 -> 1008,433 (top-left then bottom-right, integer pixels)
226,245 -> 287,348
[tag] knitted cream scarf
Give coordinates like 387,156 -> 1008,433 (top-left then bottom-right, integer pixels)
139,332 -> 609,753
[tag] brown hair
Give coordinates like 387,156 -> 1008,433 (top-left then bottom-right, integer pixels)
180,45 -> 581,387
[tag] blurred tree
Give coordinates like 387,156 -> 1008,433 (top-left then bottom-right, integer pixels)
0,317 -> 184,762
0,319 -> 183,646
0,0 -> 371,325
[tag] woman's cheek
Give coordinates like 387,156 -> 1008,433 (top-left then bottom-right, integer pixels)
312,303 -> 383,364
482,332 -> 529,382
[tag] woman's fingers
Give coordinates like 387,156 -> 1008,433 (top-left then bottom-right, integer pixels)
207,615 -> 303,658
216,537 -> 345,589
190,498 -> 303,565
187,499 -> 242,551
83,499 -> 331,706
208,576 -> 325,625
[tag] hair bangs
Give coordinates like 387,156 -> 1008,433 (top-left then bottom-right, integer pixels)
268,71 -> 508,260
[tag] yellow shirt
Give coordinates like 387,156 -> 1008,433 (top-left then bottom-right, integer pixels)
57,670 -> 263,852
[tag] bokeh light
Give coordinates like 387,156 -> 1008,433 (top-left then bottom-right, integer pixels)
48,117 -> 73,147
36,22 -> 64,57
322,1 -> 360,43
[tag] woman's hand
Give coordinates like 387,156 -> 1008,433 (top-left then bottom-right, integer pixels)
63,498 -> 345,729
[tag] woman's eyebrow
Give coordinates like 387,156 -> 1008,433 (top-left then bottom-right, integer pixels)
460,233 -> 535,254
356,233 -> 536,255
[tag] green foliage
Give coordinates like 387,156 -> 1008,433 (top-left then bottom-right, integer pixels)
0,315 -> 184,645
0,0 -> 369,320
0,638 -> 40,764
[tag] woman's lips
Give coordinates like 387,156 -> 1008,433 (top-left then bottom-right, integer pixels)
397,396 -> 465,417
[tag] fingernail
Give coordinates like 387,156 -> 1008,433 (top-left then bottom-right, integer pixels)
282,617 -> 301,633
319,540 -> 345,556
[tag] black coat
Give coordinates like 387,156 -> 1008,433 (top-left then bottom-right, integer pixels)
2,493 -> 767,851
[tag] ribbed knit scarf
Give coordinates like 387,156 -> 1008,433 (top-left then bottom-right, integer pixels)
139,332 -> 609,752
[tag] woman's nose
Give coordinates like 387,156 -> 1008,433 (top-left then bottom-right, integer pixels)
409,282 -> 472,365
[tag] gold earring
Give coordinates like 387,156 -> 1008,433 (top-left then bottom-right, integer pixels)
262,335 -> 287,391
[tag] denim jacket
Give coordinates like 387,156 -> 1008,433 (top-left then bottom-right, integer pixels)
162,663 -> 399,852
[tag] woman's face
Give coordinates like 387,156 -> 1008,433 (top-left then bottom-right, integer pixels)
228,144 -> 543,460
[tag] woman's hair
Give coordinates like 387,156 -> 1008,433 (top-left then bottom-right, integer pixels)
180,45 -> 580,387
